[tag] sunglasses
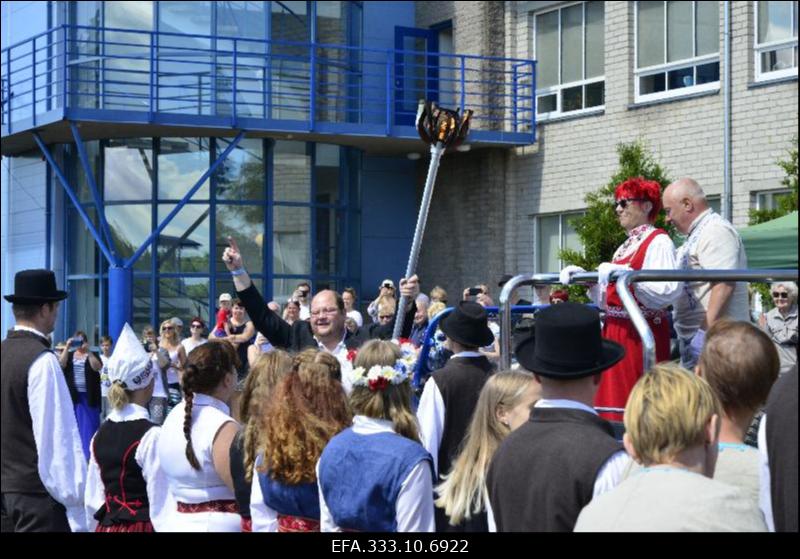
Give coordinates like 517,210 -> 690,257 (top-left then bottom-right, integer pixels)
615,198 -> 646,209
190,324 -> 203,329
772,292 -> 789,299
161,326 -> 174,331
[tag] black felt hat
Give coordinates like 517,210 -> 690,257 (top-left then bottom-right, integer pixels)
515,303 -> 624,379
440,300 -> 495,348
4,269 -> 68,304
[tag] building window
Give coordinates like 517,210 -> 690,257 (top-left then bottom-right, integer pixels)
755,188 -> 793,210
534,211 -> 584,272
755,1 -> 798,81
706,194 -> 722,215
532,2 -> 605,119
635,1 -> 720,102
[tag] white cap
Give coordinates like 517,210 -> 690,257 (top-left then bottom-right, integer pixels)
347,310 -> 364,328
381,279 -> 395,289
170,317 -> 183,327
219,292 -> 232,303
104,323 -> 155,391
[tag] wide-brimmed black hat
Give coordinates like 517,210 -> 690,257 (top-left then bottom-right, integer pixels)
440,301 -> 495,348
515,303 -> 624,379
4,269 -> 68,304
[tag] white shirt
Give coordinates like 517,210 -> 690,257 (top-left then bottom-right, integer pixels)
84,403 -> 174,531
416,351 -> 482,478
486,398 -> 630,532
181,337 -> 207,356
588,234 -> 681,310
100,355 -> 110,397
316,416 -> 435,532
299,304 -> 311,321
757,414 -> 775,532
317,333 -> 353,395
17,325 -> 88,532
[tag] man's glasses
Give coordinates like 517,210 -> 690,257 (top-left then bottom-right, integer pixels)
615,198 -> 646,209
772,292 -> 789,299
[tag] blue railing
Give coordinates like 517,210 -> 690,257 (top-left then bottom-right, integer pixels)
2,25 -> 536,144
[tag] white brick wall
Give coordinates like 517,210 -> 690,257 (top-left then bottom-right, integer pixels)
416,1 -> 798,296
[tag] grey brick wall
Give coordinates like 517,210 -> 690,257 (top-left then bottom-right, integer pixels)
417,1 -> 798,296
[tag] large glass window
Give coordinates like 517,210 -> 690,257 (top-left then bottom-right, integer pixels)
270,1 -> 310,120
103,1 -> 153,111
636,1 -> 720,101
755,1 -> 798,81
64,137 -> 359,337
533,2 -> 605,118
535,212 -> 584,272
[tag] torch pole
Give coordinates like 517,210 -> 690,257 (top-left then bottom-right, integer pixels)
392,142 -> 445,340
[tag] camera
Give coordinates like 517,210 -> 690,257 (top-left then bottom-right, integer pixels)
70,338 -> 84,349
467,287 -> 483,296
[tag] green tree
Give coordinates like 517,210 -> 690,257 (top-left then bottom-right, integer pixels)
748,137 -> 798,225
748,137 -> 798,309
557,141 -> 672,301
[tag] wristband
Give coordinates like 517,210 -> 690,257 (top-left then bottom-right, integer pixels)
230,267 -> 247,276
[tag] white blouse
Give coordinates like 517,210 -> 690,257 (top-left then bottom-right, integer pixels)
84,403 -> 173,531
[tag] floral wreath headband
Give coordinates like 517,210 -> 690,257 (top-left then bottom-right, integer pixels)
352,361 -> 412,392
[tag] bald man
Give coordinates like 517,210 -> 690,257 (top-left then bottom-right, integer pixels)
662,178 -> 749,368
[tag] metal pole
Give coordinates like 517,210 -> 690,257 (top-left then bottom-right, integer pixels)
107,265 -> 133,342
722,1 -> 732,221
33,132 -> 116,266
615,269 -> 799,371
392,142 -> 444,340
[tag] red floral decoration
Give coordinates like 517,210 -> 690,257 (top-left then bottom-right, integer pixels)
368,376 -> 389,392
346,349 -> 358,362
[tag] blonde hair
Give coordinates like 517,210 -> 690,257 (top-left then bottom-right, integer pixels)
434,371 -> 535,525
430,286 -> 448,304
428,301 -> 446,321
107,382 -> 131,410
624,363 -> 721,466
240,350 -> 293,483
159,319 -> 179,345
377,296 -> 396,317
350,340 -> 419,442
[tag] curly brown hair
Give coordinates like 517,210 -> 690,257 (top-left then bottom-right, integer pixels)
240,350 -> 293,483
258,349 -> 351,484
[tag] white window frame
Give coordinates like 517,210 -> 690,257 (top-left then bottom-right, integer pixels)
634,1 -> 721,103
533,210 -> 585,273
531,1 -> 605,121
755,188 -> 793,210
754,1 -> 799,82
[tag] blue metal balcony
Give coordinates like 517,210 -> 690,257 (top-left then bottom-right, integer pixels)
1,25 -> 536,155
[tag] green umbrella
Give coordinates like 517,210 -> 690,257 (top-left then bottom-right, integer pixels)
739,211 -> 798,269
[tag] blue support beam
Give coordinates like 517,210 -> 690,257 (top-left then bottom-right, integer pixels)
107,265 -> 133,343
32,132 -> 117,266
69,121 -> 117,258
125,130 -> 246,268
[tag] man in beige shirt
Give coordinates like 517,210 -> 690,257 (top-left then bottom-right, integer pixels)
662,178 -> 749,369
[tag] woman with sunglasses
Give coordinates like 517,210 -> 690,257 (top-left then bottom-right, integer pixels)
561,177 -> 680,421
762,281 -> 798,376
159,319 -> 187,414
181,317 -> 208,357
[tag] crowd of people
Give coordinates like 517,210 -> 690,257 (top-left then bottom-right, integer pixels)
1,175 -> 797,533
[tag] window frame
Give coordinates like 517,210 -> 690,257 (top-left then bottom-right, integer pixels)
754,188 -> 794,210
531,1 -> 605,121
533,210 -> 586,273
754,1 -> 799,82
634,1 -> 721,103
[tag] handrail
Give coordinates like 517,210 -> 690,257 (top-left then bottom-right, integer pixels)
498,272 -> 600,369
2,24 -> 536,145
616,268 -> 799,372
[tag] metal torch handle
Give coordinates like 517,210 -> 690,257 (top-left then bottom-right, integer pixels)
392,142 -> 445,340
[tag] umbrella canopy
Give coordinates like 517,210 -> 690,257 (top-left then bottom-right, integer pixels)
739,211 -> 798,269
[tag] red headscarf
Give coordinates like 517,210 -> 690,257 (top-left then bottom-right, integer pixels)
614,177 -> 662,222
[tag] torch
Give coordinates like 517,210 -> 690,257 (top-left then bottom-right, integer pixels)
392,100 -> 473,340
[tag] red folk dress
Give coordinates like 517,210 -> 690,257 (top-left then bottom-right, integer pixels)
596,228 -> 671,422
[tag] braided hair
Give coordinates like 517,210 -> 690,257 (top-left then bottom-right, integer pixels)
182,340 -> 241,470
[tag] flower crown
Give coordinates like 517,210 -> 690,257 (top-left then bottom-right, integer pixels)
352,361 -> 412,392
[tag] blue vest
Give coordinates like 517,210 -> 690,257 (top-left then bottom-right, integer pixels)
257,471 -> 320,520
318,428 -> 432,532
